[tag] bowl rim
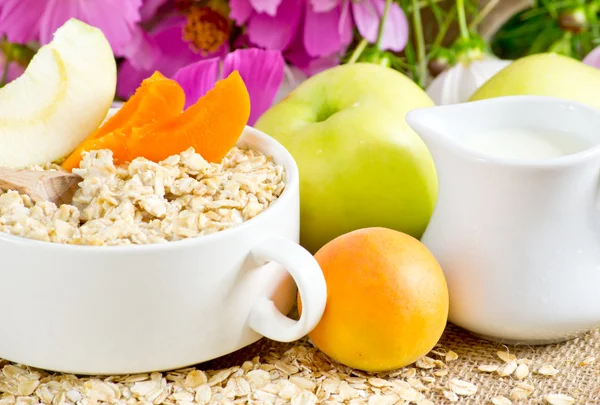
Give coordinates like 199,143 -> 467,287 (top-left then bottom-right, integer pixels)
0,125 -> 299,252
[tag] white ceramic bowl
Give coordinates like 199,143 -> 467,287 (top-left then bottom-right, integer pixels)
0,126 -> 327,375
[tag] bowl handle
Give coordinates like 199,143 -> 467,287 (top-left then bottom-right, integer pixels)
248,237 -> 327,342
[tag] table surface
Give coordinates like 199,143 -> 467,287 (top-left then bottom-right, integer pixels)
1,323 -> 599,404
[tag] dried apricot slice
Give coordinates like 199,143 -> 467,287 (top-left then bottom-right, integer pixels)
62,71 -> 185,171
127,70 -> 250,163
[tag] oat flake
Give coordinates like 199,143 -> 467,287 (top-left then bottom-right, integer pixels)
449,379 -> 477,396
443,390 -> 459,402
415,356 -> 436,369
497,350 -> 517,364
537,365 -> 560,376
514,363 -> 529,380
445,350 -> 458,362
492,395 -> 513,405
545,394 -> 575,405
497,362 -> 518,377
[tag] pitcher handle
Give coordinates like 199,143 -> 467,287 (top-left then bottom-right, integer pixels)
248,237 -> 327,342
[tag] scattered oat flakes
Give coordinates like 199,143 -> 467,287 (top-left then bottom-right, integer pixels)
478,364 -> 499,372
407,378 -> 427,391
445,350 -> 458,362
545,394 -> 575,405
510,382 -> 535,401
514,363 -> 529,380
368,377 -> 390,388
433,369 -> 448,377
449,379 -> 477,396
416,356 -> 436,369
497,350 -> 517,363
492,395 -> 513,405
443,390 -> 459,402
290,376 -> 317,391
497,362 -> 518,377
579,356 -> 595,366
367,393 -> 399,405
517,358 -> 533,365
400,388 -> 423,402
433,359 -> 447,368
184,370 -> 207,388
401,368 -> 417,378
510,387 -> 531,401
537,365 -> 559,376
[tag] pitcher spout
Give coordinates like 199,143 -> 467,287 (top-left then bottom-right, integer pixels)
406,96 -> 600,166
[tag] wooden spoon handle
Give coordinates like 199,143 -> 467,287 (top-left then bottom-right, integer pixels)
0,167 -> 81,204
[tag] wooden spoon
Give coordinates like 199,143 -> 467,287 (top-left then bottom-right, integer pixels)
0,167 -> 82,205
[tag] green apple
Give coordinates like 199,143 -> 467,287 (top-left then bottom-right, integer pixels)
470,53 -> 600,109
255,63 -> 437,254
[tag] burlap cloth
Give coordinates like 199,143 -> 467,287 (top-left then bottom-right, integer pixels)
1,322 -> 599,404
200,323 -> 600,404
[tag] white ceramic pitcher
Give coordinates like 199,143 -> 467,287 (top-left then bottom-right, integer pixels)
406,96 -> 600,345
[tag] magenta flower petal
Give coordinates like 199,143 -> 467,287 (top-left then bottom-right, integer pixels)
140,0 -> 169,21
250,0 -> 283,16
285,28 -> 315,72
173,57 -> 221,109
339,0 -> 354,46
304,5 -> 345,57
0,51 -> 24,84
0,0 -> 45,43
39,0 -> 143,56
583,46 -> 600,69
306,54 -> 340,76
122,27 -> 159,70
352,0 -> 408,52
230,0 -> 254,25
116,16 -> 227,99
247,0 -> 303,50
117,60 -> 152,100
310,0 -> 341,13
222,48 -> 285,125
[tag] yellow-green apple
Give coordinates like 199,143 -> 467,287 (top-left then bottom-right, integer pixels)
470,53 -> 600,109
255,63 -> 438,253
0,18 -> 116,168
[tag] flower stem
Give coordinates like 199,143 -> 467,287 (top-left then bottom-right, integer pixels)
347,38 -> 369,64
468,0 -> 499,30
430,5 -> 456,52
456,0 -> 470,40
412,0 -> 427,87
376,0 -> 393,49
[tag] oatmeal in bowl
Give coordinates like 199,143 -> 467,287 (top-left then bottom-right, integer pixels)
0,64 -> 326,375
0,146 -> 286,246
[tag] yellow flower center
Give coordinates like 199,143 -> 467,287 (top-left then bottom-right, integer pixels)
183,4 -> 230,54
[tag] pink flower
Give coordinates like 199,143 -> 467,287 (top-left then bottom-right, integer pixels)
305,0 -> 408,57
229,0 -> 408,74
231,0 -> 304,51
583,46 -> 600,68
117,15 -> 228,99
0,0 -> 142,57
0,51 -> 25,85
173,48 -> 285,125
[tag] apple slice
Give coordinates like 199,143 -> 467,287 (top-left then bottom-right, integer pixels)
0,18 -> 116,168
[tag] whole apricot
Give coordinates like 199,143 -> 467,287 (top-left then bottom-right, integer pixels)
299,227 -> 449,372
